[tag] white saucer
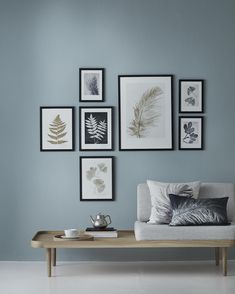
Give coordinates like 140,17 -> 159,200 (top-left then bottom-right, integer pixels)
61,235 -> 80,239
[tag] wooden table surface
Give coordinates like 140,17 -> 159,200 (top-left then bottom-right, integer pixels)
31,230 -> 233,277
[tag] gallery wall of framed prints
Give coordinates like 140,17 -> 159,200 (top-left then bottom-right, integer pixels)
39,66 -> 206,200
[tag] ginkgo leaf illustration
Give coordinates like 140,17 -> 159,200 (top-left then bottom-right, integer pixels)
85,114 -> 107,144
128,87 -> 163,138
98,163 -> 107,173
86,167 -> 97,180
47,114 -> 67,144
93,178 -> 105,193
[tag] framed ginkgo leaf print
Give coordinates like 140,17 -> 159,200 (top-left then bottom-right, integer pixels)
118,75 -> 173,150
40,107 -> 75,151
179,80 -> 204,113
80,156 -> 114,201
179,116 -> 204,150
79,107 -> 113,151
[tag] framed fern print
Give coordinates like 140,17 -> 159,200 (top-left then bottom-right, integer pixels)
79,68 -> 104,102
118,75 -> 173,150
79,107 -> 113,151
80,156 -> 114,201
40,107 -> 75,151
179,116 -> 204,150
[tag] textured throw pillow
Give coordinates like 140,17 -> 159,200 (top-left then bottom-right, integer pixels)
147,180 -> 201,224
169,194 -> 229,226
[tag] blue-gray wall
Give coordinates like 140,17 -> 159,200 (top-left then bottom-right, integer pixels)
0,0 -> 235,261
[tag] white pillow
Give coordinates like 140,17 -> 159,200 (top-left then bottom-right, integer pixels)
147,180 -> 201,224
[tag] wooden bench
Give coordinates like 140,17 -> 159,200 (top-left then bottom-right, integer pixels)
31,230 -> 233,277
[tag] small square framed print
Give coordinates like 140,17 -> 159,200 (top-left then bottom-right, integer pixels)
79,106 -> 113,151
179,116 -> 204,150
79,68 -> 104,102
179,80 -> 204,113
80,156 -> 114,201
40,107 -> 75,151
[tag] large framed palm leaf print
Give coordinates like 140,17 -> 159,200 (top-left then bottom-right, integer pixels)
40,107 -> 75,151
118,75 -> 173,150
79,107 -> 113,151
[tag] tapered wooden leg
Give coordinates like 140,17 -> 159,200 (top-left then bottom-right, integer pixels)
215,247 -> 220,266
222,247 -> 227,276
46,248 -> 52,277
52,248 -> 56,267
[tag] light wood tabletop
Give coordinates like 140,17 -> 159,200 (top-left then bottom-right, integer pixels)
31,230 -> 233,277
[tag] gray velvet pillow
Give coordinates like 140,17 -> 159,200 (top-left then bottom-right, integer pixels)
169,194 -> 229,226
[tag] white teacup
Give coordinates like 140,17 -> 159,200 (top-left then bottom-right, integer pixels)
64,229 -> 80,238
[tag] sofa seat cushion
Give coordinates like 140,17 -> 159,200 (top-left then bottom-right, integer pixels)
134,221 -> 235,241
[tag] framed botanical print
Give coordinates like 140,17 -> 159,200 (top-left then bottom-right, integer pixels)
80,156 -> 114,201
118,75 -> 173,150
79,68 -> 104,102
79,107 -> 113,151
179,116 -> 204,150
179,80 -> 204,113
40,107 -> 75,151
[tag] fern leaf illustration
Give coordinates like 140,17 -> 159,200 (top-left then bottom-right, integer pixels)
85,114 -> 107,143
47,115 -> 67,144
128,87 -> 163,138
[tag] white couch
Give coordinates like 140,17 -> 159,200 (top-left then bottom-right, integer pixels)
134,182 -> 235,275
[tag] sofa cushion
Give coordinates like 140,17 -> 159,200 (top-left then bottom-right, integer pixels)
134,221 -> 235,241
147,180 -> 201,224
137,183 -> 235,222
169,194 -> 229,226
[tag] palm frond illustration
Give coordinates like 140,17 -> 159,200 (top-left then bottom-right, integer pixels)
128,86 -> 163,138
85,114 -> 107,144
47,114 -> 67,144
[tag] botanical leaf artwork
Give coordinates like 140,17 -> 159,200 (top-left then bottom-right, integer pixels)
184,86 -> 196,106
47,115 -> 67,144
86,163 -> 107,193
183,121 -> 198,144
128,86 -> 163,138
85,114 -> 107,144
85,74 -> 99,95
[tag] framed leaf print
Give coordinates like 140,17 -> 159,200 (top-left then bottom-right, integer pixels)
79,68 -> 104,102
179,116 -> 204,150
179,80 -> 204,113
118,75 -> 173,150
40,107 -> 75,151
80,156 -> 114,201
79,107 -> 113,151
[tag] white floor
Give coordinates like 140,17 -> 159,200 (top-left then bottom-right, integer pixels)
1,261 -> 235,294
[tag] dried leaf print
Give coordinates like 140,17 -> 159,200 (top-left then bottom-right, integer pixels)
48,115 -> 67,144
86,163 -> 108,194
85,114 -> 107,144
93,178 -> 105,193
183,122 -> 198,144
98,163 -> 107,173
86,76 -> 99,95
128,87 -> 163,138
86,167 -> 97,180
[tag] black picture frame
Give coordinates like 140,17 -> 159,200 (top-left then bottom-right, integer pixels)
179,116 -> 204,150
118,75 -> 173,151
179,80 -> 204,113
79,106 -> 114,151
79,68 -> 105,102
40,106 -> 75,151
80,156 -> 114,201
